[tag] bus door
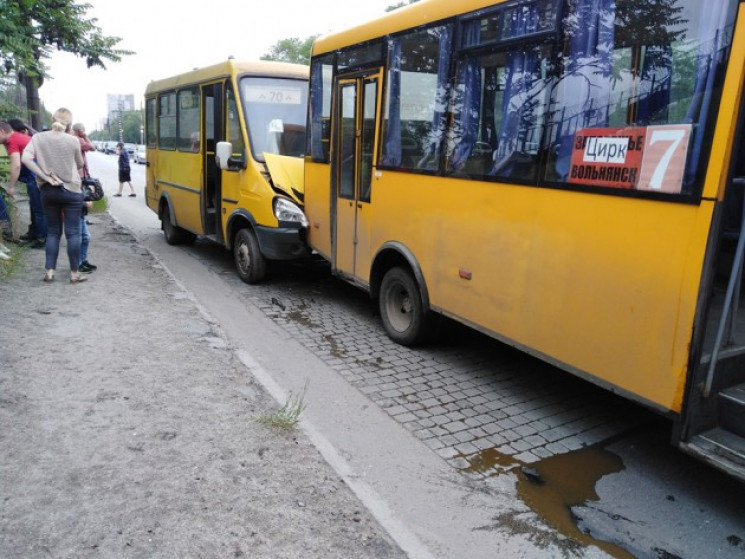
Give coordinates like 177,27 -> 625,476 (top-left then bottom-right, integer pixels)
333,70 -> 382,280
202,82 -> 223,242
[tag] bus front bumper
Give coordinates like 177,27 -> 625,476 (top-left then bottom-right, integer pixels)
255,225 -> 310,261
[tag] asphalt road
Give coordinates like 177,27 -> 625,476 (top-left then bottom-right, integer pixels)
90,151 -> 745,559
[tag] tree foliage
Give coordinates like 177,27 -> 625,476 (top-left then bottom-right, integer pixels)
0,0 -> 132,129
260,36 -> 317,66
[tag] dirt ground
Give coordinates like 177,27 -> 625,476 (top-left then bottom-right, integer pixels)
0,207 -> 406,558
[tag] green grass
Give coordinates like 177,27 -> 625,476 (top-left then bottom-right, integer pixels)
257,381 -> 308,431
90,196 -> 109,214
0,242 -> 25,280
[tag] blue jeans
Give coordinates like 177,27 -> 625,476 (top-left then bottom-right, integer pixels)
0,189 -> 10,235
25,178 -> 47,239
41,184 -> 84,272
80,216 -> 90,263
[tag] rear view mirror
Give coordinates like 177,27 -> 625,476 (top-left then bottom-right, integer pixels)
216,141 -> 245,171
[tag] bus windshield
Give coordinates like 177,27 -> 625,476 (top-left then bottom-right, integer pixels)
239,76 -> 308,162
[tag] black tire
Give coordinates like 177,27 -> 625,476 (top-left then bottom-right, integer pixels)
162,207 -> 196,245
379,266 -> 431,346
233,228 -> 266,284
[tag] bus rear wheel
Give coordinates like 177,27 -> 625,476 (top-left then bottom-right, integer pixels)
234,228 -> 266,284
162,208 -> 196,245
379,266 -> 431,346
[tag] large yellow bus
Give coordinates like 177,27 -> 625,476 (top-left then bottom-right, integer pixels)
304,0 -> 745,479
145,59 -> 309,283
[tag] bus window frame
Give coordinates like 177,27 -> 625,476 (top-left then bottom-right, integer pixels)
308,53 -> 337,163
176,87 -> 202,153
145,97 -> 157,149
376,21 -> 456,178
353,0 -> 738,206
157,91 -> 177,151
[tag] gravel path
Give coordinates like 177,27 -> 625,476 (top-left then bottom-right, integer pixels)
0,210 -> 405,559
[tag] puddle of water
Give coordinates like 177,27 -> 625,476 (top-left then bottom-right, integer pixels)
463,446 -> 633,558
517,447 -> 633,558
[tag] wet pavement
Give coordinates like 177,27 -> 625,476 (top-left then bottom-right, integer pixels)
218,257 -> 647,473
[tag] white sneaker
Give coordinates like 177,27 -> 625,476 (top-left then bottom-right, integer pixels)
0,251 -> 10,261
0,243 -> 10,256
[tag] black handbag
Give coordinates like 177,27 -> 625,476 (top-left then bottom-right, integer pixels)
82,177 -> 104,201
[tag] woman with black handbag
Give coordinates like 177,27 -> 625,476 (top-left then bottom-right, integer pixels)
21,108 -> 87,283
73,122 -> 97,273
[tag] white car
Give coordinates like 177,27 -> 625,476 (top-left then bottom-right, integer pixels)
134,145 -> 147,164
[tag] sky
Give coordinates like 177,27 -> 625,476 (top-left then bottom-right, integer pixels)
40,0 -> 397,133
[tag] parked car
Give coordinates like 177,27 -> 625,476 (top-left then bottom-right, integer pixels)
134,145 -> 147,164
124,143 -> 136,161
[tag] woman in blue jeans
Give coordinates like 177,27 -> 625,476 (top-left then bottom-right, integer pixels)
21,108 -> 87,283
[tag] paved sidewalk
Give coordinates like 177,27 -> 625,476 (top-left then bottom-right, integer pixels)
0,211 -> 405,558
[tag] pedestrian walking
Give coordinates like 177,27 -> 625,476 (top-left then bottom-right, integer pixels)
21,108 -> 87,283
114,142 -> 135,197
72,123 -> 97,273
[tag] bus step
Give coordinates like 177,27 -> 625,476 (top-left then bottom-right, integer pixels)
681,428 -> 745,481
699,344 -> 745,365
720,383 -> 745,438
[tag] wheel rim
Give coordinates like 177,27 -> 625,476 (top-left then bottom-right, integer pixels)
236,239 -> 251,275
384,281 -> 413,333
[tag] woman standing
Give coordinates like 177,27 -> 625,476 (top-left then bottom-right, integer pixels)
21,108 -> 87,283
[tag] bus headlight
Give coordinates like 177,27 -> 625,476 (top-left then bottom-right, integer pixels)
274,197 -> 308,227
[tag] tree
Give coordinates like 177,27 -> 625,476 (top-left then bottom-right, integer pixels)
0,0 -> 132,130
260,36 -> 317,66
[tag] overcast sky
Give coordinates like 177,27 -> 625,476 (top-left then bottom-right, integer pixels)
41,0 -> 396,133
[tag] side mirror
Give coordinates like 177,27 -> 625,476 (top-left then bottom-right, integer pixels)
216,141 -> 245,171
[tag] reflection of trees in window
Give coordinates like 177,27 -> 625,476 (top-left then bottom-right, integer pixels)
146,98 -> 156,148
158,92 -> 176,150
382,25 -> 452,171
310,55 -> 334,162
226,88 -> 245,157
547,0 -> 736,193
449,47 -> 553,181
177,89 -> 200,152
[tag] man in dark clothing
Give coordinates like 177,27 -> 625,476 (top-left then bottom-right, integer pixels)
114,142 -> 135,197
7,119 -> 45,247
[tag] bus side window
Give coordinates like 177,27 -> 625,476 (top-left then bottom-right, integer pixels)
226,87 -> 245,161
381,24 -> 452,172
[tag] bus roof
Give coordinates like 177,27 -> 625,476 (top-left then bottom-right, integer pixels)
312,0 -> 503,56
145,59 -> 309,95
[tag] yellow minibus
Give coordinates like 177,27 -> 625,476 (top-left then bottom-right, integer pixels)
145,59 -> 309,283
304,0 -> 745,479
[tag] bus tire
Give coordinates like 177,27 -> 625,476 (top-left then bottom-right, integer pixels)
162,209 -> 196,245
379,266 -> 431,346
234,228 -> 266,284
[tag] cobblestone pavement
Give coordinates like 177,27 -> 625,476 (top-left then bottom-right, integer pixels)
200,247 -> 647,476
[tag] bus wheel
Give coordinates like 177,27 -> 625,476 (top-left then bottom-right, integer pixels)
234,228 -> 266,284
379,266 -> 430,346
162,209 -> 196,245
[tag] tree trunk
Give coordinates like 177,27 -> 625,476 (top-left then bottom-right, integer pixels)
23,74 -> 42,131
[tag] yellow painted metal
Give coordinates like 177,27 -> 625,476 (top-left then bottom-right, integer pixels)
304,2 -> 745,413
313,0 -> 505,56
164,152 -> 203,233
305,161 -> 333,260
145,60 -> 308,97
703,6 -> 745,201
334,78 -> 358,274
145,59 -> 309,245
362,171 -> 712,412
264,153 -> 304,204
